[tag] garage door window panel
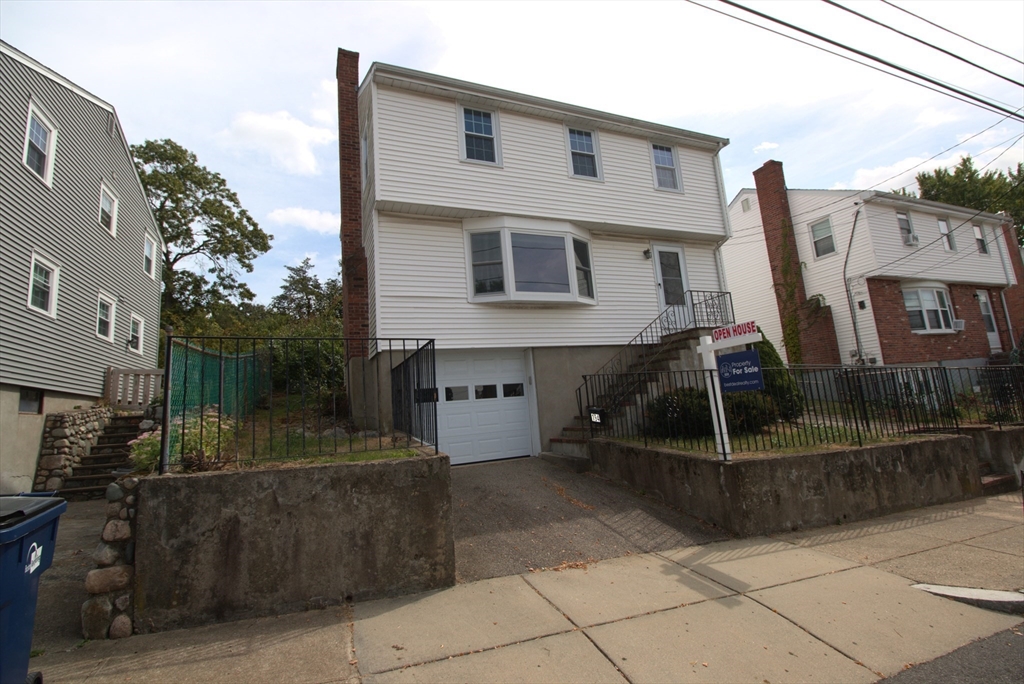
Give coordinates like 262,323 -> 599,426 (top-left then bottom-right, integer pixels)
503,383 -> 524,397
475,385 -> 498,400
445,386 -> 469,401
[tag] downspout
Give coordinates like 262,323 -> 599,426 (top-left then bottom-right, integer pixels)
843,202 -> 865,364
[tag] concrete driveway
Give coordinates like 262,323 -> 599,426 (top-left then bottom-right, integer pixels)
451,456 -> 728,582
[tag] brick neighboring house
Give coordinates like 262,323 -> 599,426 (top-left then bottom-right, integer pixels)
722,160 -> 1023,367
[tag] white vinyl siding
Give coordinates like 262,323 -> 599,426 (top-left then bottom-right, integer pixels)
721,191 -> 787,363
863,205 -> 1008,286
373,87 -> 726,239
375,215 -> 721,348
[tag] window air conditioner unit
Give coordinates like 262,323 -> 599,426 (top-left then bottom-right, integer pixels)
952,319 -> 965,331
903,232 -> 919,246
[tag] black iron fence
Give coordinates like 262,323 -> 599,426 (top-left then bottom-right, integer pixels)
153,336 -> 437,474
577,364 -> 1024,458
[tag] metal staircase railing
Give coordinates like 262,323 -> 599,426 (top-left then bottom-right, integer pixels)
576,290 -> 734,426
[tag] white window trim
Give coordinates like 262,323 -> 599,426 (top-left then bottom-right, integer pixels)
903,286 -> 955,335
937,218 -> 956,252
27,251 -> 60,318
22,102 -> 57,186
98,182 -> 119,237
463,217 -> 597,305
807,216 -> 837,260
128,313 -> 145,355
563,125 -> 603,181
973,224 -> 990,255
95,291 -> 117,343
649,142 -> 683,193
144,235 -> 157,279
896,211 -> 917,244
456,104 -> 503,167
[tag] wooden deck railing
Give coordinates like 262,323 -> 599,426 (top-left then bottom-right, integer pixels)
106,367 -> 164,409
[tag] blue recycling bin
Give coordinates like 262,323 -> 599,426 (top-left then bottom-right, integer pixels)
0,494 -> 67,684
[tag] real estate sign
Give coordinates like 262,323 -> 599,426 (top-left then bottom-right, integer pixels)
717,349 -> 764,393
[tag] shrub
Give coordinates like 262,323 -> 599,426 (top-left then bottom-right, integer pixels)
754,329 -> 804,421
645,385 -> 777,439
128,430 -> 161,473
131,413 -> 238,472
725,391 -> 778,433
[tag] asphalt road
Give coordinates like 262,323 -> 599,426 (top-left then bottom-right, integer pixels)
881,622 -> 1024,684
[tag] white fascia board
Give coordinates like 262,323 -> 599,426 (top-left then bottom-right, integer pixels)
863,191 -> 1007,223
367,62 -> 729,152
1,41 -> 113,112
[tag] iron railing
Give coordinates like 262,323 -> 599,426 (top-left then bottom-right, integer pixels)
156,336 -> 437,473
577,364 -> 1024,458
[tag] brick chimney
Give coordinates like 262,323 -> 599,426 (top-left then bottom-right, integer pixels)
752,160 -> 841,364
999,221 -> 1024,349
337,49 -> 368,356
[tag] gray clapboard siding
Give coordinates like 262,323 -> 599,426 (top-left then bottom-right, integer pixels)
1,45 -> 162,398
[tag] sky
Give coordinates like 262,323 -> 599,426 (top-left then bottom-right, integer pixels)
2,0 -> 1022,303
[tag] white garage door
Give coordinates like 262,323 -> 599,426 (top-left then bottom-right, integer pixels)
436,349 -> 533,465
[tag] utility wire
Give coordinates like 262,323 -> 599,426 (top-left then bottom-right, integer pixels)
723,110 -> 1024,243
684,0 -> 1017,121
821,0 -> 1023,88
880,0 -> 1024,67
715,0 -> 1024,122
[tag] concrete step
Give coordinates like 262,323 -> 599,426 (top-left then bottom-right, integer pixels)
549,437 -> 588,459
74,460 -> 130,473
539,451 -> 591,473
981,473 -> 1018,495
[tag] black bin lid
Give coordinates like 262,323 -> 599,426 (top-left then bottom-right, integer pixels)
0,496 -> 65,530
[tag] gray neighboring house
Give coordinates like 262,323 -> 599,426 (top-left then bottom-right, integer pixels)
0,41 -> 163,494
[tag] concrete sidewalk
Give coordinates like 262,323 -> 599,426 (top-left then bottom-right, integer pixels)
30,492 -> 1023,683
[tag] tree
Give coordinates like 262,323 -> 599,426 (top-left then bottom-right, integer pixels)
916,156 -> 1024,246
271,258 -> 343,323
131,139 -> 273,328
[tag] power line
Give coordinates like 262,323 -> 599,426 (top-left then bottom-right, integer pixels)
821,0 -> 1023,88
880,0 -> 1024,68
684,0 -> 1017,121
716,0 -> 1024,122
724,110 -> 1024,243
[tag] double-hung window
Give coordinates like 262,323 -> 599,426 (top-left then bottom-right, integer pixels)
461,107 -> 499,164
96,293 -> 116,342
144,236 -> 157,278
27,252 -> 59,318
467,220 -> 596,304
651,144 -> 680,190
973,225 -> 988,254
129,314 -> 144,353
896,211 -> 917,245
99,184 -> 118,236
903,288 -> 953,332
23,104 -> 56,184
937,219 -> 955,251
809,217 -> 836,258
567,128 -> 600,179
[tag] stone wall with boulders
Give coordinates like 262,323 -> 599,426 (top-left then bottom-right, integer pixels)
81,477 -> 139,639
33,407 -> 114,492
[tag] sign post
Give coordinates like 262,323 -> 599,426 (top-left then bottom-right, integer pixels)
695,321 -> 763,461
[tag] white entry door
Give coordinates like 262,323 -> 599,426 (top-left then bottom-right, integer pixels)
654,245 -> 690,330
976,290 -> 1002,351
436,349 -> 533,465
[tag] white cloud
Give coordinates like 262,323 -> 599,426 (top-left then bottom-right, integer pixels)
219,111 -> 336,175
914,107 -> 961,129
267,207 -> 340,235
310,79 -> 337,126
753,142 -> 779,154
833,152 -> 967,193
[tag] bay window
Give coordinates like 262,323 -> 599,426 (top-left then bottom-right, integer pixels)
903,288 -> 954,333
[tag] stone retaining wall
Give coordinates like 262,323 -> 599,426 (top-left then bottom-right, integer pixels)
81,477 -> 139,639
33,407 -> 113,492
589,433 -> 990,537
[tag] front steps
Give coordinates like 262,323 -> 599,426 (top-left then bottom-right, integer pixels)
61,413 -> 143,497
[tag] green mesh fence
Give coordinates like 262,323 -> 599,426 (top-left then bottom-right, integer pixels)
166,339 -> 270,457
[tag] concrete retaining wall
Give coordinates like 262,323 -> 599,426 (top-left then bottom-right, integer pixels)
133,453 -> 454,633
589,434 -> 990,537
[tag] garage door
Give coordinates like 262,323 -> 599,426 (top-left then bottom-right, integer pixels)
436,349 -> 532,465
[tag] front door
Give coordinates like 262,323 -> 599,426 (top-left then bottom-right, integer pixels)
654,245 -> 689,330
976,290 -> 1002,351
